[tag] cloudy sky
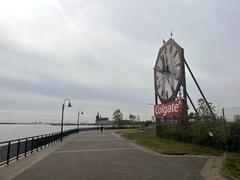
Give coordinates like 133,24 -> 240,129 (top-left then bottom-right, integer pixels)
0,0 -> 239,123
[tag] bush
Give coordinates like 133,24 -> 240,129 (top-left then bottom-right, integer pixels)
155,99 -> 240,151
156,118 -> 227,150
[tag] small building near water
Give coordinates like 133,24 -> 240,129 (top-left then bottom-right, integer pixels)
95,112 -> 111,125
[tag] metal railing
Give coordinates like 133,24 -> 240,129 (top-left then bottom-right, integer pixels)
0,127 -> 96,166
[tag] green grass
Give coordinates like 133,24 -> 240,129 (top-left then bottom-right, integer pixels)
116,128 -> 223,156
117,128 -> 240,178
224,152 -> 240,178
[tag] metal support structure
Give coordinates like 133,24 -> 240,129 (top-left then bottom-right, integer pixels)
41,135 -> 43,149
31,137 -> 34,154
6,142 -> 11,165
154,71 -> 161,136
222,108 -> 227,150
45,135 -> 47,148
16,140 -> 20,160
182,51 -> 188,117
186,91 -> 199,117
60,98 -> 72,142
36,136 -> 39,151
77,112 -> 79,133
60,105 -> 64,141
77,109 -> 83,133
24,138 -> 28,157
184,59 -> 216,119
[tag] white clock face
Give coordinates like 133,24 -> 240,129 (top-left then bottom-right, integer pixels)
155,42 -> 183,102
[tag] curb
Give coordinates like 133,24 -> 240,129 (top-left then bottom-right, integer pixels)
161,152 -> 187,155
113,131 -> 228,180
112,131 -> 218,159
219,169 -> 239,180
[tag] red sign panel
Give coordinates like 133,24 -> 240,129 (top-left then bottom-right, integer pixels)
154,99 -> 184,117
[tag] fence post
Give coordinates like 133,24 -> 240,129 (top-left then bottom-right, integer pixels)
48,134 -> 50,146
51,134 -> 53,145
41,135 -> 43,149
6,141 -> 11,165
53,133 -> 55,144
16,139 -> 20,160
31,137 -> 34,154
36,136 -> 39,152
45,135 -> 47,148
25,138 -> 28,157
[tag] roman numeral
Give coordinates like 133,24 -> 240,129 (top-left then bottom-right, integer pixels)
173,51 -> 178,58
161,90 -> 164,96
161,54 -> 165,60
165,55 -> 168,62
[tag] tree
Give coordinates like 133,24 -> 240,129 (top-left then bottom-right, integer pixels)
188,112 -> 195,120
196,98 -> 216,120
113,109 -> 123,126
129,114 -> 136,121
234,114 -> 240,123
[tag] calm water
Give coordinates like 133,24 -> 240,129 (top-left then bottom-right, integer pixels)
0,124 -> 96,142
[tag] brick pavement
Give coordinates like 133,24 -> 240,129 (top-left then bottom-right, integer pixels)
12,130 -> 209,180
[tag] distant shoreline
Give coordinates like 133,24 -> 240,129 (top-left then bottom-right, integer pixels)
0,123 -> 97,126
0,122 -> 49,125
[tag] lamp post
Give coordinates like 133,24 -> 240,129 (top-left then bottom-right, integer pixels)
60,98 -> 72,142
77,109 -> 83,133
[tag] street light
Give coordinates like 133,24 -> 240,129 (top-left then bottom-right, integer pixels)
77,109 -> 83,133
60,98 -> 72,141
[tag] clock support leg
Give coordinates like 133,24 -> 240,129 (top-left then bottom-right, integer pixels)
154,76 -> 161,136
186,91 -> 199,117
183,59 -> 216,120
182,56 -> 188,118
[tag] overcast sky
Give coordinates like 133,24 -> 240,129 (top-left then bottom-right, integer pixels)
0,0 -> 239,123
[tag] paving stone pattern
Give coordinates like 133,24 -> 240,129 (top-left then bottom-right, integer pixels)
13,130 -> 208,180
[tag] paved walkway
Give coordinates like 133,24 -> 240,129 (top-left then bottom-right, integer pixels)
2,130 -> 224,180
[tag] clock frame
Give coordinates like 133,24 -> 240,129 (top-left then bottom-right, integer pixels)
154,38 -> 184,103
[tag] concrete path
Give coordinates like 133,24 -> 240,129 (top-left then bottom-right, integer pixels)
1,130 -> 225,180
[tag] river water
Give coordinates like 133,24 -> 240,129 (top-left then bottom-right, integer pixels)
0,124 -> 96,142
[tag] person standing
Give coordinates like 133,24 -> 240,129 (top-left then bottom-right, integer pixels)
100,125 -> 103,133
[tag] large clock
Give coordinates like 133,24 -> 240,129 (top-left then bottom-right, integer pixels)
154,38 -> 184,103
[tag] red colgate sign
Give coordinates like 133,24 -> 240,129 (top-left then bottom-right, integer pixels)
154,99 -> 184,117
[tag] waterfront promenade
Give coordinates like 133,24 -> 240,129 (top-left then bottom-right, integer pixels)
0,130 -> 225,180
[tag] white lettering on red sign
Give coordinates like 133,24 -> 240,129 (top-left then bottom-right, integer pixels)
154,100 -> 184,117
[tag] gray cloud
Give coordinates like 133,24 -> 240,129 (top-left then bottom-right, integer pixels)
0,0 -> 240,123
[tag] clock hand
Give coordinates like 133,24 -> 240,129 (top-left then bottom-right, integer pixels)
165,56 -> 169,72
155,67 -> 164,74
167,75 -> 174,94
166,75 -> 170,84
157,69 -> 164,74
